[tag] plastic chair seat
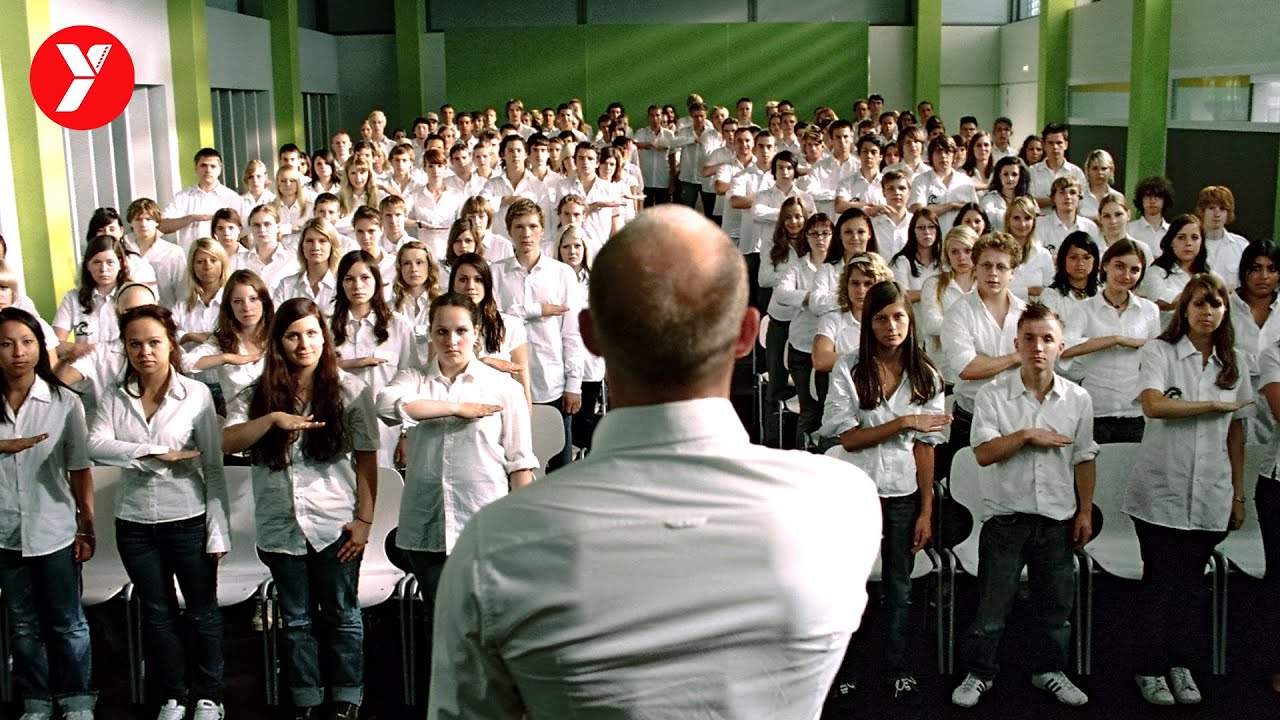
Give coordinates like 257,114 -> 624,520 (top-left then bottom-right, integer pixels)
1218,446 -> 1268,579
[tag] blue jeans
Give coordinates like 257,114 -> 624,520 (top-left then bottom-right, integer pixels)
880,494 -> 920,676
960,513 -> 1075,680
261,537 -> 364,708
116,515 -> 224,703
0,545 -> 95,714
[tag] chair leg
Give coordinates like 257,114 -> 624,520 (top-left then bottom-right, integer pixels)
398,575 -> 418,706
0,602 -> 10,703
258,581 -> 278,705
1213,552 -> 1228,675
1079,554 -> 1094,675
939,549 -> 956,675
123,585 -> 144,705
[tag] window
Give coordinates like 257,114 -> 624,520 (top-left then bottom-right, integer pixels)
1171,76 -> 1251,123
1250,75 -> 1280,123
1014,0 -> 1041,21
303,93 -> 338,156
211,88 -> 275,193
1068,83 -> 1130,122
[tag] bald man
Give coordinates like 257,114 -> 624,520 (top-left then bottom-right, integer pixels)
427,206 -> 882,720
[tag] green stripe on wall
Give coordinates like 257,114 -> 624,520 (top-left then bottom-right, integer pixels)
2,0 -> 76,316
1124,0 -> 1170,198
168,0 -> 215,185
913,0 -> 941,108
395,0 -> 427,126
266,0 -> 305,146
1037,0 -> 1072,127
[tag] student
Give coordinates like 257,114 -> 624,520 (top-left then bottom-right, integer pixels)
599,145 -> 644,225
88,305 -> 229,720
381,144 -> 422,201
235,205 -> 299,289
714,126 -> 756,237
556,225 -> 605,451
773,214 -> 836,447
834,135 -> 886,215
1027,123 -> 1086,210
331,131 -> 353,168
951,303 -> 1097,709
1127,176 -> 1174,252
273,217 -> 342,316
53,235 -> 131,357
991,117 -> 1016,161
1080,149 -> 1122,221
1140,214 -> 1209,314
350,206 -> 397,290
481,135 -> 548,226
889,209 -> 942,304
697,112 -> 733,219
160,148 -> 241,252
378,195 -> 415,256
53,282 -> 156,426
526,134 -> 560,186
1097,191 -> 1155,264
827,206 -> 881,267
812,252 -> 893,373
953,202 -> 991,236
172,238 -> 230,356
671,101 -> 716,208
1005,197 -> 1055,299
1229,241 -> 1280,444
940,232 -> 1029,449
183,270 -> 273,421
1197,186 -> 1249,288
461,196 -> 513,263
490,200 -> 583,469
0,307 -> 97,720
211,208 -> 245,258
0,264 -> 56,351
222,298 -> 378,720
1019,135 -> 1045,168
1038,231 -> 1100,333
980,156 -> 1029,232
742,148 -> 810,304
449,253 -> 531,406
804,120 -> 858,218
920,226 -> 978,364
331,250 -> 415,467
311,194 -> 357,254
885,125 -> 927,183
553,143 -> 624,254
1126,273 -> 1251,706
309,149 -> 341,197
1036,176 -> 1101,258
338,156 -> 381,227
390,240 -> 441,327
407,148 -> 463,259
444,143 -> 484,198
240,160 -> 276,226
632,105 -> 676,206
272,166 -> 310,239
909,134 -> 977,233
1061,239 -> 1161,443
820,281 -> 947,706
870,170 -> 913,259
125,198 -> 187,308
961,131 -> 995,191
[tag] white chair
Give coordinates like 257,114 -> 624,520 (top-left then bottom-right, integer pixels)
80,467 -> 144,702
1211,443 -> 1269,673
531,404 -> 566,479
1081,443 -> 1224,674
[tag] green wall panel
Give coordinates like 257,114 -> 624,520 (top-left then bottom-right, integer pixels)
445,23 -> 868,118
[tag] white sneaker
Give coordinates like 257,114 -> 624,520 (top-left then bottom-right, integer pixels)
1032,671 -> 1088,706
1136,674 -> 1175,705
1168,667 -> 1202,704
193,699 -> 225,720
156,699 -> 186,720
63,712 -> 95,720
18,711 -> 51,720
951,673 -> 993,708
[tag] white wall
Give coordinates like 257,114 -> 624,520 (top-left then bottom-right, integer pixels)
998,17 -> 1039,140
1170,0 -> 1280,74
335,34 -> 399,132
940,25 -> 1000,125
868,26 -> 913,111
1068,0 -> 1130,83
0,54 -> 23,284
206,8 -> 273,91
299,29 -> 340,94
421,33 -> 447,115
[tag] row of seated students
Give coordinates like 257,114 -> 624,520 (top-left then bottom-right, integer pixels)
0,96 -> 1271,719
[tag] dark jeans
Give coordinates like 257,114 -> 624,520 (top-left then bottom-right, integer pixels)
642,187 -> 669,207
1132,517 -> 1225,675
678,181 -> 701,208
116,515 -> 224,704
700,191 -> 717,219
961,513 -> 1075,680
765,318 -> 791,405
743,252 -> 762,311
1094,416 -> 1145,444
537,400 -> 574,471
880,494 -> 922,676
261,537 -> 364,708
786,346 -> 828,448
1257,477 -> 1280,671
936,403 -> 974,484
406,550 -> 447,695
0,546 -> 94,714
572,381 -> 603,453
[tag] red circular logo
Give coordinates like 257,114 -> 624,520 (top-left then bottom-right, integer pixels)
29,25 -> 134,131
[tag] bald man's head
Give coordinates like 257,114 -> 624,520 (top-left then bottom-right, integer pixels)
588,206 -> 748,390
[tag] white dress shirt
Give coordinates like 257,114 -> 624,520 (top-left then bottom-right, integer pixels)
226,372 -> 378,554
772,256 -> 831,349
1080,187 -> 1122,220
1230,292 -> 1280,442
1070,292 -> 1162,417
730,167 -> 776,255
491,256 -> 585,403
871,211 -> 911,260
444,173 -> 486,199
232,245 -> 300,289
702,144 -> 734,197
632,126 -> 675,188
1256,343 -> 1280,477
835,171 -> 885,208
482,171 -> 550,231
971,370 -> 1099,521
273,270 -> 339,317
181,338 -> 264,410
1008,242 -> 1055,299
1124,337 -> 1253,531
1036,213 -> 1101,258
552,176 -> 621,255
802,154 -> 858,219
759,248 -> 799,293
909,169 -> 976,233
1204,230 -> 1250,287
980,191 -> 1010,232
164,182 -> 243,252
821,356 -> 946,496
815,310 -> 861,358
131,238 -> 188,308
1027,161 -> 1086,206
0,379 -> 90,557
750,184 -> 812,257
673,125 -> 716,184
171,293 -> 222,337
410,186 -> 466,260
240,190 -> 277,230
940,290 -> 1027,412
712,155 -> 750,218
918,275 -> 972,367
53,288 -> 117,344
1127,217 -> 1170,252
87,373 -> 230,553
426,397 -> 881,720
376,359 -> 538,553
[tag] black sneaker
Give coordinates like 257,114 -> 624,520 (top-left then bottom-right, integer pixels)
892,675 -> 923,706
292,708 -> 315,720
330,702 -> 360,720
824,676 -> 858,716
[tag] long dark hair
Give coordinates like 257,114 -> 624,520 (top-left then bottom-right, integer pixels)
1151,214 -> 1208,277
86,207 -> 122,241
1157,273 -> 1239,390
891,208 -> 941,278
769,196 -> 808,268
988,155 -> 1030,200
1048,231 -> 1100,298
248,298 -> 347,471
117,305 -> 184,400
448,253 -> 506,354
0,308 -> 75,423
213,270 -> 274,353
852,281 -> 941,410
78,235 -> 132,313
832,207 -> 878,263
961,131 -> 994,182
331,250 -> 393,347
1236,239 -> 1280,302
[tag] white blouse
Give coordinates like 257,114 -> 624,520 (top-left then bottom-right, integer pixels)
53,288 -> 117,344
1008,242 -> 1055,299
1069,292 -> 1161,417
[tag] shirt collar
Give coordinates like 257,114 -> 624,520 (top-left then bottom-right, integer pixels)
27,377 -> 52,405
1009,370 -> 1063,401
592,397 -> 749,455
425,356 -> 490,385
1174,334 -> 1224,366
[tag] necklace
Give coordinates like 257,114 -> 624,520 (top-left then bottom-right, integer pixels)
1102,289 -> 1129,312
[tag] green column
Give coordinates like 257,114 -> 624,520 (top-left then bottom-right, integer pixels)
265,0 -> 304,146
913,0 -> 941,108
1,0 -> 76,315
1124,0 -> 1171,198
168,0 -> 216,186
395,0 -> 426,128
1037,0 -> 1072,128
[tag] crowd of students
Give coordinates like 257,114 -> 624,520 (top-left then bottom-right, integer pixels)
0,92 -> 1275,719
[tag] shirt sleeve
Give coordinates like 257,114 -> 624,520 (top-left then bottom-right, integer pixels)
917,389 -> 947,447
346,381 -> 381,453
499,381 -> 539,475
909,175 -> 929,209
940,302 -> 978,378
917,277 -> 944,338
377,368 -> 423,428
969,382 -> 1003,448
1137,341 -> 1168,395
560,279 -> 586,395
819,357 -> 861,438
1232,353 -> 1255,422
86,390 -> 169,468
194,386 -> 231,554
1069,389 -> 1100,465
52,290 -> 77,332
62,396 -> 91,472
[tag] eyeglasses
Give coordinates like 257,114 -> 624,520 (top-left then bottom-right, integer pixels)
808,231 -> 833,238
978,261 -> 1013,273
